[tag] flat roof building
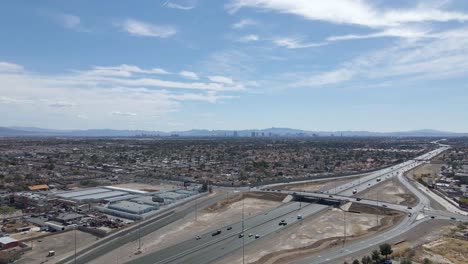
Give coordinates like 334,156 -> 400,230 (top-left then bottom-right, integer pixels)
108,201 -> 156,215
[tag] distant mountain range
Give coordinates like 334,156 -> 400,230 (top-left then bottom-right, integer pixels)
0,126 -> 467,138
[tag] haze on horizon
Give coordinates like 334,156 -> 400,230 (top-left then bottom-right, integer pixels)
1,0 -> 468,132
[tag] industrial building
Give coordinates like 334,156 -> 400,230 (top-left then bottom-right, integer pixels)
0,237 -> 19,249
54,186 -> 201,220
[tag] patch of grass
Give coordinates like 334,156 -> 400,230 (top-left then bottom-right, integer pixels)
0,206 -> 17,215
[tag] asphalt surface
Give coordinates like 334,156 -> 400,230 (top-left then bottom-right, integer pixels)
127,146 -> 452,264
57,192 -> 228,264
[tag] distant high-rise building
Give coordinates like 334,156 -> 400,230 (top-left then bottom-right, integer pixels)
251,132 -> 256,137
233,131 -> 238,137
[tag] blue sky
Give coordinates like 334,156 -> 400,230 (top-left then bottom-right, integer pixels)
1,0 -> 468,132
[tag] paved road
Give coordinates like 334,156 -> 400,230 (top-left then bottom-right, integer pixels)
57,192 -> 228,264
127,147 -> 450,264
294,146 -> 468,264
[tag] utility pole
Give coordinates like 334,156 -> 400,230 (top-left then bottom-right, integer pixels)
343,209 -> 346,248
195,195 -> 198,221
138,221 -> 142,251
74,226 -> 77,264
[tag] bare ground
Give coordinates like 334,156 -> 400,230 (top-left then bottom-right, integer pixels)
16,230 -> 98,264
89,193 -> 283,264
357,177 -> 418,207
275,176 -> 360,193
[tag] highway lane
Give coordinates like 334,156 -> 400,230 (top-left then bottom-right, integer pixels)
294,146 -> 468,264
127,202 -> 328,264
57,191 -> 229,264
127,147 -> 450,264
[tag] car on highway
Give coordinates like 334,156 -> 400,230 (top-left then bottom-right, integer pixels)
212,230 -> 222,236
297,214 -> 303,219
196,235 -> 201,240
352,189 -> 357,194
450,217 -> 456,220
248,233 -> 253,237
227,227 -> 232,230
376,178 -> 381,182
255,234 -> 260,239
238,233 -> 244,238
356,198 -> 362,201
407,207 -> 412,209
382,204 -> 387,208
431,216 -> 435,219
328,195 -> 333,198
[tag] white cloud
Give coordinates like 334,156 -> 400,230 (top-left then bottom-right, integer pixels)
57,13 -> 81,29
232,18 -> 257,29
112,111 -> 137,116
0,62 -> 244,129
84,64 -> 170,77
296,68 -> 355,87
273,38 -> 326,49
164,0 -> 197,10
120,19 -> 177,38
293,26 -> 468,87
0,62 -> 24,72
48,102 -> 76,108
208,75 -> 234,84
238,34 -> 259,42
227,0 -> 468,28
179,70 -> 199,80
327,27 -> 431,41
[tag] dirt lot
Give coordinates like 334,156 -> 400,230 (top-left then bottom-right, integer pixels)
16,230 -> 98,264
89,192 -> 284,264
357,177 -> 418,207
409,163 -> 445,184
217,205 -> 404,264
275,176 -> 360,192
416,223 -> 468,264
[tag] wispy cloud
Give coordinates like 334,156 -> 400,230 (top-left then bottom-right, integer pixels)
232,18 -> 257,29
0,61 -> 243,129
293,26 -> 468,87
84,64 -> 170,77
238,34 -> 259,42
273,38 -> 326,49
208,75 -> 234,85
51,13 -> 91,32
119,19 -> 177,38
0,62 -> 23,72
48,102 -> 76,108
112,111 -> 137,116
179,70 -> 199,80
163,0 -> 197,10
227,0 -> 468,28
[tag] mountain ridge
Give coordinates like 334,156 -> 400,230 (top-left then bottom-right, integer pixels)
0,127 -> 467,138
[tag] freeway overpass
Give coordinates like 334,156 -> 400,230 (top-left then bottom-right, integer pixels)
126,146 -> 452,264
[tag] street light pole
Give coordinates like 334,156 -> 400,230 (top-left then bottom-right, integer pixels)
242,193 -> 245,264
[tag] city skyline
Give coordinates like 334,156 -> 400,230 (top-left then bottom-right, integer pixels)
1,0 -> 468,132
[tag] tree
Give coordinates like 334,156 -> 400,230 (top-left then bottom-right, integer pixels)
422,258 -> 431,264
371,250 -> 381,264
401,259 -> 412,264
361,256 -> 372,264
379,243 -> 393,259
352,260 -> 360,264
